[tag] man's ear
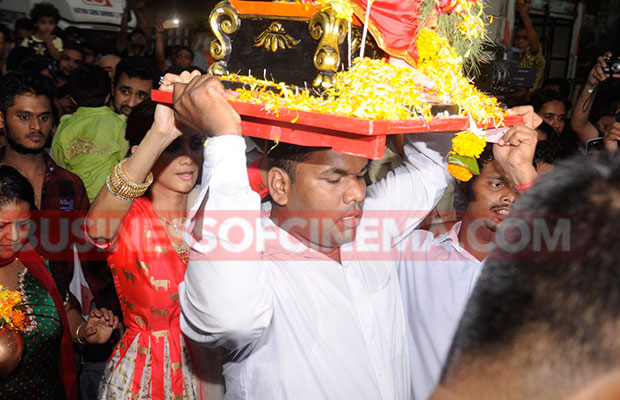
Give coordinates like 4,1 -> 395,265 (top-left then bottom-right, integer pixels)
268,167 -> 291,207
130,145 -> 139,154
0,112 -> 4,130
70,96 -> 78,106
104,93 -> 111,104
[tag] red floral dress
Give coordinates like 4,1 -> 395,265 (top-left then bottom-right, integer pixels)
97,197 -> 199,399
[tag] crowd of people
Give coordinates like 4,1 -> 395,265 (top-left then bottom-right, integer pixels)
0,1 -> 619,400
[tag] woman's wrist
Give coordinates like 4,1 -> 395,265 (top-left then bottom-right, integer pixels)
75,322 -> 87,345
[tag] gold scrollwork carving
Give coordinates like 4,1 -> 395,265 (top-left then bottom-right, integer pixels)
350,26 -> 382,60
254,22 -> 301,53
309,8 -> 348,89
208,1 -> 241,76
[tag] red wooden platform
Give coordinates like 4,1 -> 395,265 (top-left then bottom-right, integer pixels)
151,89 -> 523,159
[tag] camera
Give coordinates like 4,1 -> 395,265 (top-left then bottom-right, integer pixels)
603,57 -> 620,75
472,44 -> 537,99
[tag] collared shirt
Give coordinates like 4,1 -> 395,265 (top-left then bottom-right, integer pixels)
180,133 -> 453,400
51,106 -> 128,201
397,221 -> 482,400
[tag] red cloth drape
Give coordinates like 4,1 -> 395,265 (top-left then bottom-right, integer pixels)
352,0 -> 422,65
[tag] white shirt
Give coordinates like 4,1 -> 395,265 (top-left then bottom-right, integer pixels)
397,222 -> 482,400
180,132 -> 453,400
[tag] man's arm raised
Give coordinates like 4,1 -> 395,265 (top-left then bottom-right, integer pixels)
174,75 -> 274,351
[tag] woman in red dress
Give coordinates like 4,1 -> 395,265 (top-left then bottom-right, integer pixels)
86,72 -> 221,399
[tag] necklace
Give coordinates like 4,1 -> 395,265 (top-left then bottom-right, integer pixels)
174,242 -> 190,264
158,216 -> 187,234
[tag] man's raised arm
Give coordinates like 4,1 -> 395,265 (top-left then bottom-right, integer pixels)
171,75 -> 274,351
364,131 -> 454,240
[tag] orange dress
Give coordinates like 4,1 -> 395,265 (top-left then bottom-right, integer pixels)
97,197 -> 200,399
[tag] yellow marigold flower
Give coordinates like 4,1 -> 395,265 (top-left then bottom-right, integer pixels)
452,131 -> 487,158
0,288 -> 26,332
448,163 -> 473,181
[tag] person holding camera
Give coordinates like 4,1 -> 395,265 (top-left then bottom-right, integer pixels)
570,52 -> 620,149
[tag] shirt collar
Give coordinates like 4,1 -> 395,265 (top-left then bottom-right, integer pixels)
436,221 -> 479,262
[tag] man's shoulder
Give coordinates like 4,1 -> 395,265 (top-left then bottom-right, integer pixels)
95,107 -> 127,125
44,153 -> 86,187
62,107 -> 127,126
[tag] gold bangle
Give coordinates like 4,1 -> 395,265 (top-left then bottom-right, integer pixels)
76,322 -> 87,345
119,159 -> 153,188
105,160 -> 153,202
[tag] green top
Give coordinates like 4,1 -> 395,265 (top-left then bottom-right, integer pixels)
51,106 -> 128,201
0,267 -> 67,399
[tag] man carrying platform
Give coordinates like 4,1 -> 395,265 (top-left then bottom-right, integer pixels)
168,72 -> 537,399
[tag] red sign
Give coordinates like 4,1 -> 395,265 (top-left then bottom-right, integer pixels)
81,0 -> 113,7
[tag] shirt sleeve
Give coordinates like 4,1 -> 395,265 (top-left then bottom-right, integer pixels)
180,135 -> 273,352
364,132 -> 454,244
50,124 -> 68,169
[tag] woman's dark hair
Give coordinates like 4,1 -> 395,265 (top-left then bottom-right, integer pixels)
529,88 -> 572,113
0,166 -> 37,210
30,2 -> 61,24
125,99 -> 156,149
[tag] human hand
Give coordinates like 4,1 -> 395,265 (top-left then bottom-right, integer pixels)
155,18 -> 165,34
172,74 -> 242,137
150,71 -> 202,142
40,31 -> 54,43
587,53 -> 614,88
494,121 -> 538,185
507,105 -> 542,130
82,308 -> 119,345
515,0 -> 530,15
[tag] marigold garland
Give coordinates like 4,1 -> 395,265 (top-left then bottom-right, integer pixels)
229,0 -> 505,182
452,130 -> 486,158
0,285 -> 26,332
415,28 -> 506,124
227,57 -> 435,121
447,163 -> 473,182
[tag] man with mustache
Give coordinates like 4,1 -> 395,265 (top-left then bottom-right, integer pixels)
112,56 -> 159,117
433,152 -> 620,400
397,116 -> 540,399
0,71 -> 119,314
169,73 -> 541,399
